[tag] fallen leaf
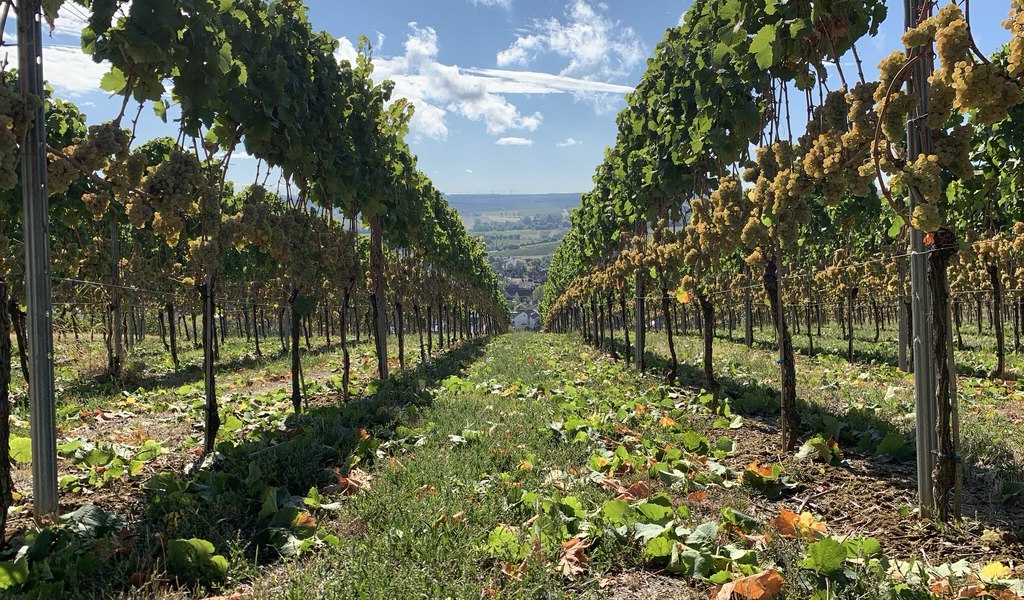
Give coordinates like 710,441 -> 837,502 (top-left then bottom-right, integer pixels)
615,481 -> 651,501
979,561 -> 1012,581
769,508 -> 826,540
745,461 -> 775,477
957,585 -> 986,598
687,491 -> 709,503
557,537 -> 589,579
713,568 -> 784,600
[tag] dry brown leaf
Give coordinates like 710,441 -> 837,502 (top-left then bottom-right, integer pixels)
557,537 -> 589,579
615,480 -> 651,501
687,490 -> 709,502
745,461 -> 775,477
712,569 -> 784,600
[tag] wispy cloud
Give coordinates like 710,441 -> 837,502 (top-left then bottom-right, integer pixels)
557,138 -> 581,147
496,137 -> 533,146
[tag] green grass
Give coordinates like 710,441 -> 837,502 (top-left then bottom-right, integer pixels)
639,319 -> 1024,476
5,327 -> 1023,599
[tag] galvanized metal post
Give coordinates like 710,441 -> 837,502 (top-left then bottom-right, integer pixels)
18,0 -> 59,520
906,0 -> 937,516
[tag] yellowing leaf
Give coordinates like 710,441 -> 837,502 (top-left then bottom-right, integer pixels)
769,508 -> 827,540
979,561 -> 1012,581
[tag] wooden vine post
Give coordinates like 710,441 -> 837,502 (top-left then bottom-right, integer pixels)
18,0 -> 59,521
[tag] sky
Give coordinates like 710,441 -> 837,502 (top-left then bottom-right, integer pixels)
0,1 -> 1017,195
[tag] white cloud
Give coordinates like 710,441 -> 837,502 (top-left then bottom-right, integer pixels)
2,44 -> 109,96
497,0 -> 645,82
557,138 -> 580,147
496,137 -> 533,146
336,21 -> 634,140
466,169 -> 474,173
51,3 -> 90,38
461,67 -> 632,95
335,36 -> 358,65
470,0 -> 512,8
340,24 -> 543,139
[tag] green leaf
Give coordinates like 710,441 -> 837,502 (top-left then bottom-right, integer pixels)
10,436 -> 31,464
720,507 -> 762,532
633,521 -> 668,542
81,448 -> 114,467
601,499 -> 631,524
887,215 -> 905,238
99,67 -> 127,94
802,537 -> 847,573
153,99 -> 168,122
637,494 -> 674,522
134,439 -> 163,462
750,25 -> 777,70
685,521 -> 718,548
484,525 -> 526,561
222,413 -> 244,433
843,536 -> 882,559
0,559 -> 29,590
643,535 -> 674,559
166,538 -> 228,583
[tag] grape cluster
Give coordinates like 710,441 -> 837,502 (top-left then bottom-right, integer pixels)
81,192 -> 110,219
933,4 -> 970,70
46,152 -> 80,196
69,123 -> 130,172
0,84 -> 42,191
1007,0 -> 1024,80
949,61 -> 1024,125
933,123 -> 974,179
927,75 -> 955,128
927,3 -> 1024,124
141,148 -> 203,245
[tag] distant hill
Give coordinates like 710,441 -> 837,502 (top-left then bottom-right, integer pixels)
445,193 -> 581,218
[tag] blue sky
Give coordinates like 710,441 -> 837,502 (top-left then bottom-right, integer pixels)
4,1 -> 1017,195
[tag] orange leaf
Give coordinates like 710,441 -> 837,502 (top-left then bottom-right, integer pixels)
615,481 -> 651,501
928,578 -> 951,595
295,512 -> 317,528
745,460 -> 775,477
924,232 -> 935,245
769,508 -> 826,540
659,415 -> 676,427
687,491 -> 709,503
713,569 -> 785,600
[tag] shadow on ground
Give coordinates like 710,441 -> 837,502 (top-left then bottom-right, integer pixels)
595,334 -> 1024,549
2,338 -> 489,599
